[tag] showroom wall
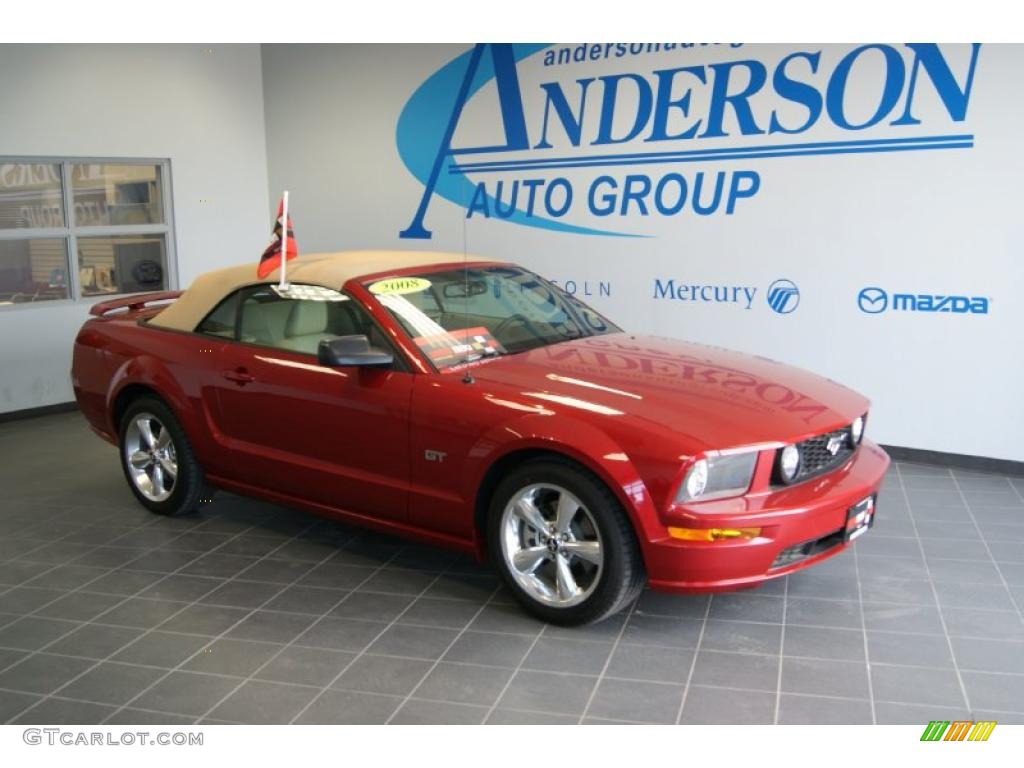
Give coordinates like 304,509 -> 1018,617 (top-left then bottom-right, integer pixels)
0,44 -> 270,413
1,43 -> 1019,464
262,43 -> 1024,462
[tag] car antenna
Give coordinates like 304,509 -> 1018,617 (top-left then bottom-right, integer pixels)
461,215 -> 474,384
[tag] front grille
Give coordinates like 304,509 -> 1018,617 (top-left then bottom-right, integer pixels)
771,526 -> 845,569
792,426 -> 854,482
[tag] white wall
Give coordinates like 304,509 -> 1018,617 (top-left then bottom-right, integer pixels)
2,43 -> 1018,463
262,43 -> 1024,462
0,44 -> 271,412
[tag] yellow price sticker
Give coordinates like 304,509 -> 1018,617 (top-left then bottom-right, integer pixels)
369,277 -> 432,295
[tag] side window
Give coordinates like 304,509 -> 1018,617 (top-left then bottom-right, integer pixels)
238,286 -> 297,347
231,284 -> 403,363
195,290 -> 240,339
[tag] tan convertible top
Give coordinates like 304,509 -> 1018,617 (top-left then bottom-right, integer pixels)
150,250 -> 476,332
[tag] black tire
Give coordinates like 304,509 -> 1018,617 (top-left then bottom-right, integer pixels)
118,396 -> 210,516
486,457 -> 645,626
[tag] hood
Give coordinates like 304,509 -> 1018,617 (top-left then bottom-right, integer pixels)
469,333 -> 869,451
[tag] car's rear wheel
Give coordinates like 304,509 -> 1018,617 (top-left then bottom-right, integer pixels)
487,457 -> 645,626
119,396 -> 209,516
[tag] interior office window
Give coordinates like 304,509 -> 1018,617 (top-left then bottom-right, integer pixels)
0,164 -> 70,304
72,164 -> 164,227
0,163 -> 65,230
78,234 -> 166,297
0,238 -> 71,303
0,159 -> 174,306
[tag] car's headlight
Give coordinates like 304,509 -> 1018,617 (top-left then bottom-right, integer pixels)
850,414 -> 866,446
676,450 -> 758,503
779,444 -> 801,483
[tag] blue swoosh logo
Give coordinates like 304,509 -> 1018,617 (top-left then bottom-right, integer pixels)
396,44 -> 640,238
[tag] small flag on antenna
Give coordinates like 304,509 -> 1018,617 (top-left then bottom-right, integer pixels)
257,195 -> 298,279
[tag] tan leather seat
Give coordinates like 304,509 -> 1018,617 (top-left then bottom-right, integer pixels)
240,298 -> 291,344
279,300 -> 331,354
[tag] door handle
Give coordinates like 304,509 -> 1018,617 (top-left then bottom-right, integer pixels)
222,368 -> 255,385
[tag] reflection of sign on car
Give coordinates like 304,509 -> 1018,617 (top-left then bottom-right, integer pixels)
542,337 -> 832,424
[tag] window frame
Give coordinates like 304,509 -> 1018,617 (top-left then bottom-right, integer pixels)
0,156 -> 177,311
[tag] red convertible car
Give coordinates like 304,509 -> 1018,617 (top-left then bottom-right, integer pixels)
72,251 -> 889,625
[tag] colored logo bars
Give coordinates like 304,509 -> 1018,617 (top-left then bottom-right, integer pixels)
920,720 -> 996,742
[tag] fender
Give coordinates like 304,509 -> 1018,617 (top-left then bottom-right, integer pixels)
105,354 -> 197,445
463,412 -> 668,554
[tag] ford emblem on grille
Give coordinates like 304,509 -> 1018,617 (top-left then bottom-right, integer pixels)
826,434 -> 844,456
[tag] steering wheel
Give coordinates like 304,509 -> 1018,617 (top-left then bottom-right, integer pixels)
492,313 -> 536,340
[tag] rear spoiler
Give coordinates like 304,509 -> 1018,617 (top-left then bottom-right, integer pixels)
89,291 -> 182,317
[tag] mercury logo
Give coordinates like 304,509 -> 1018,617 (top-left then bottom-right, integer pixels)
767,279 -> 800,314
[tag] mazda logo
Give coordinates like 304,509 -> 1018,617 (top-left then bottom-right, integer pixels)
858,287 -> 888,314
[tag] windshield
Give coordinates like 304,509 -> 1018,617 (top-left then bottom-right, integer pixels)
366,265 -> 620,369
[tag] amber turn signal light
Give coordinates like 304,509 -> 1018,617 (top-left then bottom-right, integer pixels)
668,527 -> 762,542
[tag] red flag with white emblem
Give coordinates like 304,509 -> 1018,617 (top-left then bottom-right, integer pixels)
257,193 -> 298,279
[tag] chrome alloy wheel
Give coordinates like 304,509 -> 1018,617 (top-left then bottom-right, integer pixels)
500,483 -> 604,608
123,412 -> 178,502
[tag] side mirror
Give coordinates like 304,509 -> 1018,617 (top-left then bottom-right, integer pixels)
318,335 -> 393,367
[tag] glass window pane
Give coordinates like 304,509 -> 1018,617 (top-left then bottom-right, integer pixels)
78,234 -> 166,296
237,285 -> 379,355
368,266 -> 618,367
71,164 -> 164,227
196,290 -> 240,338
0,163 -> 65,229
0,238 -> 70,303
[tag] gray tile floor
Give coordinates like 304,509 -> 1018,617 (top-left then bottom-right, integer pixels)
1,411 -> 1023,725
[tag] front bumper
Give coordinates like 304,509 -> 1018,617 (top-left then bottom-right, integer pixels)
644,439 -> 890,592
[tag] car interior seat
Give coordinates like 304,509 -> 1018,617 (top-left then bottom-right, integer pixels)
239,296 -> 291,345
280,300 -> 332,354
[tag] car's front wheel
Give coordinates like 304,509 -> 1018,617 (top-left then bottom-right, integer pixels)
119,396 -> 209,516
487,458 -> 645,626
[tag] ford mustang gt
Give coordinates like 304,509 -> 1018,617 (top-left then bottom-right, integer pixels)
72,251 -> 889,625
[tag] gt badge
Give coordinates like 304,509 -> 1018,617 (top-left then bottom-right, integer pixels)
424,450 -> 447,463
